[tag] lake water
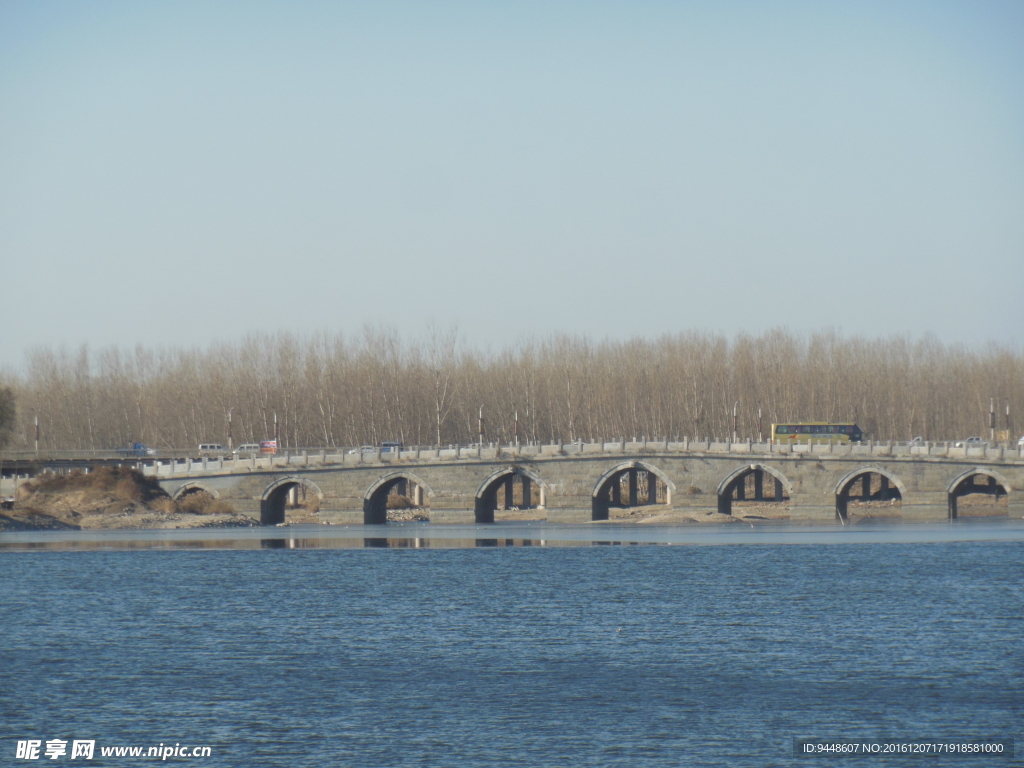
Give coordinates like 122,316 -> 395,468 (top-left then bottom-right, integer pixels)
2,522 -> 1021,766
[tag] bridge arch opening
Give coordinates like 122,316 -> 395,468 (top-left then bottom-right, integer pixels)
171,482 -> 220,501
592,462 -> 673,521
948,469 -> 1009,519
475,467 -> 547,524
173,482 -> 226,516
835,468 -> 903,523
261,477 -> 324,525
364,473 -> 432,525
717,464 -> 791,517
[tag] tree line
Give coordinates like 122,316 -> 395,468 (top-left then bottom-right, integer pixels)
1,327 -> 1021,451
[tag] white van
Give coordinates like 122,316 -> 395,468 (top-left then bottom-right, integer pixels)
198,443 -> 225,455
232,443 -> 261,456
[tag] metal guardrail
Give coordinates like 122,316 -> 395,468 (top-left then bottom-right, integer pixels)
4,439 -> 1021,467
0,450 -> 181,461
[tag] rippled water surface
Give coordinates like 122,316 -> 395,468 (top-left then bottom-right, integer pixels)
2,538 -> 1021,766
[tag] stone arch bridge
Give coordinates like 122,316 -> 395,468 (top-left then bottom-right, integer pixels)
150,440 -> 1024,525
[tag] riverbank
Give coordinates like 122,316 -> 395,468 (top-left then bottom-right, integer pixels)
2,499 -> 1010,531
2,518 -> 1023,551
0,466 -> 256,532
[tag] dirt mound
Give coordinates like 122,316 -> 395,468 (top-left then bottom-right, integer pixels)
2,467 -> 253,531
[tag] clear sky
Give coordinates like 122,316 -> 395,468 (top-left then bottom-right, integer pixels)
1,0 -> 1022,368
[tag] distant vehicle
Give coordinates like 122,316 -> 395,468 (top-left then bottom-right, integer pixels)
232,443 -> 261,456
954,437 -> 987,448
380,441 -> 403,453
198,443 -> 225,455
1018,435 -> 1024,449
116,443 -> 155,457
771,423 -> 863,443
908,437 -> 924,446
347,445 -> 377,455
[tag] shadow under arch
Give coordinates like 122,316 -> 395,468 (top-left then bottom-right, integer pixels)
591,461 -> 675,521
363,471 -> 434,525
716,463 -> 793,516
171,481 -> 221,501
834,466 -> 906,522
474,465 -> 548,524
947,467 -> 1011,519
261,476 -> 325,525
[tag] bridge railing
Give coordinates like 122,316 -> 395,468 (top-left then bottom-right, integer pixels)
5,439 -> 1022,475
129,439 -> 1022,478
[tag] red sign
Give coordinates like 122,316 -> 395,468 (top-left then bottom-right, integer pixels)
260,440 -> 277,454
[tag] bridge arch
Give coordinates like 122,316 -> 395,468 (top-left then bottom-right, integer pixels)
363,472 -> 433,525
716,464 -> 793,516
171,481 -> 221,501
261,476 -> 325,525
591,461 -> 675,521
947,468 -> 1011,519
834,466 -> 905,522
474,466 -> 548,523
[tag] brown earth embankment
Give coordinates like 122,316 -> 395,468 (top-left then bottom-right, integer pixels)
1,467 -> 256,531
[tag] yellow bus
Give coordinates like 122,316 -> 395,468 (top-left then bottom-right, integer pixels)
771,422 -> 863,444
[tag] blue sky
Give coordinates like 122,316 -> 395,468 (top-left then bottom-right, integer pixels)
1,0 -> 1021,366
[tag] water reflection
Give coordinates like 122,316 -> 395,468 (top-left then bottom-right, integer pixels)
1,536 -> 573,551
2,518 -> 1022,551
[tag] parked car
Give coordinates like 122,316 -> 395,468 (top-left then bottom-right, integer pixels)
116,443 -> 155,457
954,437 -> 987,448
347,443 -> 403,455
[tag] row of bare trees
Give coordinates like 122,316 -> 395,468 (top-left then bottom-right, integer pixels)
1,328 -> 1021,451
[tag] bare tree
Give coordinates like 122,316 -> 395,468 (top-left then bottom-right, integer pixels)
424,323 -> 460,447
0,386 -> 15,449
3,328 -> 1022,451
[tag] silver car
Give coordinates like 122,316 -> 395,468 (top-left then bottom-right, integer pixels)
954,437 -> 987,448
